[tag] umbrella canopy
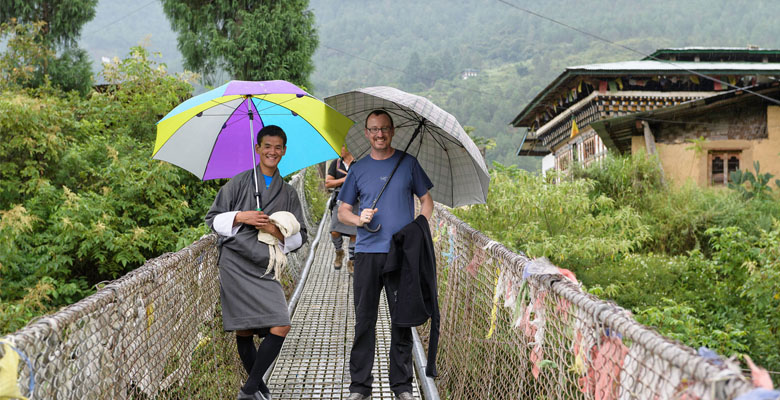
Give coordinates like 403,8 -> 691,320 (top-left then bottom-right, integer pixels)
325,86 -> 489,207
154,80 -> 354,179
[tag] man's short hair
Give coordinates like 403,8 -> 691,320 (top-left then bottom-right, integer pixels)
365,109 -> 394,129
257,125 -> 287,146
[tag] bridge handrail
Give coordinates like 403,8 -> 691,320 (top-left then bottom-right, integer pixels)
426,202 -> 756,399
1,172 -> 313,399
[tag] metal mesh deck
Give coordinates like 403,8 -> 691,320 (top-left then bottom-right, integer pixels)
268,220 -> 422,399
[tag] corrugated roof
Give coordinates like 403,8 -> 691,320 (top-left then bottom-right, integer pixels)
568,60 -> 780,72
643,47 -> 780,60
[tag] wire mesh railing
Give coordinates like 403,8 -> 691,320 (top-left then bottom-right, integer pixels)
1,173 -> 766,400
0,172 -> 314,400
423,203 -> 761,400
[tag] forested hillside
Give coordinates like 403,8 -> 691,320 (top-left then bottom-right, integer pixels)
78,0 -> 780,169
308,0 -> 780,168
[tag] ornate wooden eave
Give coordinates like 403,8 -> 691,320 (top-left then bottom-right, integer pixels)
534,91 -> 714,152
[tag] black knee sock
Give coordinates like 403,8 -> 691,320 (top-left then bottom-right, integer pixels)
236,335 -> 256,375
242,333 -> 285,394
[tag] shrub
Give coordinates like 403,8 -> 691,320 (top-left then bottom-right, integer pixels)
569,152 -> 665,209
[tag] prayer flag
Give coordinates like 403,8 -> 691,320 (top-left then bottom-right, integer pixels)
691,75 -> 700,85
570,117 -> 579,138
599,81 -> 607,93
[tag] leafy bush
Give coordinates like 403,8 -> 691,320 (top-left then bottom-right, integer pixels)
304,166 -> 328,226
455,156 -> 780,379
569,151 -> 666,209
453,163 -> 650,271
0,46 -> 216,334
729,160 -> 778,200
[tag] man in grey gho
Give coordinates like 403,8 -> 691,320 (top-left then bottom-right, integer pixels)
206,125 -> 307,400
338,110 -> 434,400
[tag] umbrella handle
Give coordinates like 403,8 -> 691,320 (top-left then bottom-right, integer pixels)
363,222 -> 381,233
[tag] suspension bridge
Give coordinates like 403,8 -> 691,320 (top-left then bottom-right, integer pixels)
0,172 -> 762,399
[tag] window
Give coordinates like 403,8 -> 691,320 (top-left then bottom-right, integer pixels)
557,149 -> 572,171
583,137 -> 596,160
709,151 -> 741,185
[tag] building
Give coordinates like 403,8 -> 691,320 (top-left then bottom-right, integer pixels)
461,68 -> 480,80
512,47 -> 780,186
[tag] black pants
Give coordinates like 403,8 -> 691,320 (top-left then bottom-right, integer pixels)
349,253 -> 413,396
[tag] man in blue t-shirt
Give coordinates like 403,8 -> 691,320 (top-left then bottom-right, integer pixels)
338,110 -> 434,400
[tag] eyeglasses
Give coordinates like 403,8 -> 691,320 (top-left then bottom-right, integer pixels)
366,127 -> 393,134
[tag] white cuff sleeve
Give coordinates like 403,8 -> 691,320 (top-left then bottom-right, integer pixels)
213,211 -> 240,237
282,232 -> 303,254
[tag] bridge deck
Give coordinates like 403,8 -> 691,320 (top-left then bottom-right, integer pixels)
267,220 -> 422,399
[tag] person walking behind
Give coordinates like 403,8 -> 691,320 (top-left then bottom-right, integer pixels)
325,146 -> 357,273
338,110 -> 434,400
205,125 -> 307,400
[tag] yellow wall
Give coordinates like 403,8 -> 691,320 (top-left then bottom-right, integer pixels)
635,106 -> 780,187
755,106 -> 780,185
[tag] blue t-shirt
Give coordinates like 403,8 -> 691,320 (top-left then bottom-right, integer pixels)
338,151 -> 433,253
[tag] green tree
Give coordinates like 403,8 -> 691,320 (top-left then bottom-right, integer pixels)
0,45 -> 209,333
161,0 -> 318,87
0,0 -> 97,46
0,20 -> 53,90
0,0 -> 97,94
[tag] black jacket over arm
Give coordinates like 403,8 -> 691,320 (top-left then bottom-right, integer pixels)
383,215 -> 440,377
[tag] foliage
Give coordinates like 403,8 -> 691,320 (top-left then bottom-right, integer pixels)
1,1 -> 97,94
37,47 -> 94,96
0,45 -> 216,334
729,161 -> 776,200
160,0 -> 318,87
304,166 -> 328,226
0,0 -> 98,46
453,163 -> 650,270
455,155 -> 780,376
569,152 -> 666,209
464,125 -> 496,157
0,20 -> 54,90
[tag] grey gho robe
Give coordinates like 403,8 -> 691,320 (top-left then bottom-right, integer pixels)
205,168 -> 308,331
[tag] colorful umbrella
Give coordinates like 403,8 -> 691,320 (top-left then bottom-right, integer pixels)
154,80 -> 354,181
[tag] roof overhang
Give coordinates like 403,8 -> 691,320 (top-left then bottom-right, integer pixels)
589,84 -> 780,154
515,129 -> 550,157
510,61 -> 780,128
644,47 -> 780,60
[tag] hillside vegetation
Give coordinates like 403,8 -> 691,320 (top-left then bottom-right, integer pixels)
308,0 -> 780,168
454,156 -> 780,378
0,45 -> 218,332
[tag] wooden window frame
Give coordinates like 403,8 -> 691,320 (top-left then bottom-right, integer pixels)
708,151 -> 741,186
557,149 -> 572,172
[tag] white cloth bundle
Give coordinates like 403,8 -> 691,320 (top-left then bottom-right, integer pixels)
257,211 -> 301,281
